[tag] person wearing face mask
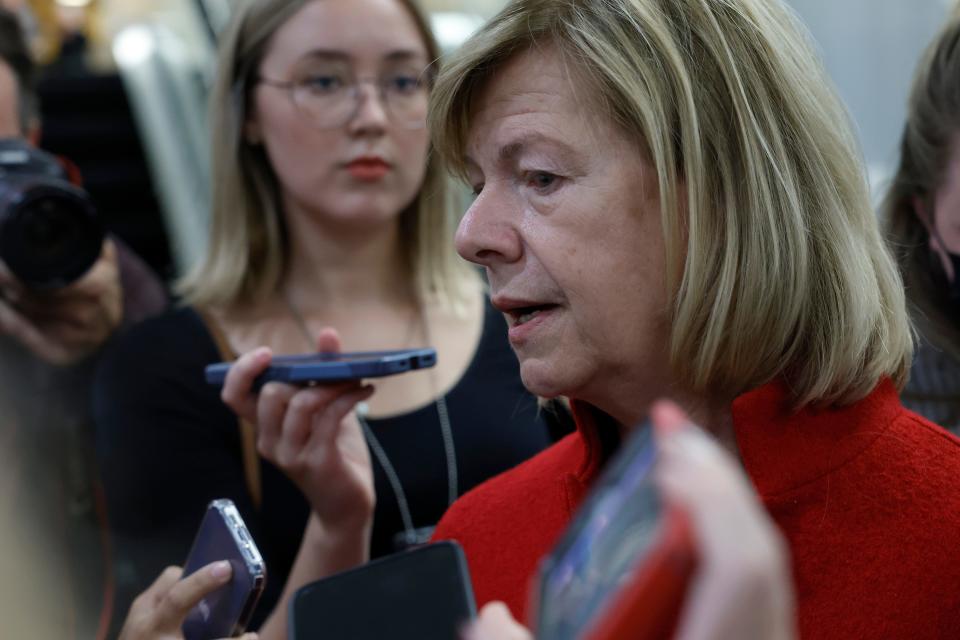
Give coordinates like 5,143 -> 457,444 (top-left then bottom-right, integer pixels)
885,12 -> 960,433
92,0 -> 565,637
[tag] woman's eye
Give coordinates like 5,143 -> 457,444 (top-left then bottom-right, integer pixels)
387,74 -> 421,94
302,75 -> 343,92
527,172 -> 559,192
471,183 -> 485,197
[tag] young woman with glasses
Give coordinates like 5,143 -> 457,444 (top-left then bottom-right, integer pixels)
92,1 -> 565,637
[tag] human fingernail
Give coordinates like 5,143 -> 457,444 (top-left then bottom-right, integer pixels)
651,400 -> 689,437
210,560 -> 232,580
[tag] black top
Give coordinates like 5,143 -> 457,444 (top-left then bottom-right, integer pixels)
94,301 -> 562,631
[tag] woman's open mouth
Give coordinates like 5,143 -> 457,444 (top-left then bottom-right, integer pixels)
511,304 -> 557,327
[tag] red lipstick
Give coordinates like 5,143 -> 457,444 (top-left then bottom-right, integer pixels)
346,157 -> 391,181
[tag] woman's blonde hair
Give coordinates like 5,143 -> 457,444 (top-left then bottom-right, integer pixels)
430,0 -> 912,407
883,16 -> 960,361
178,0 -> 474,309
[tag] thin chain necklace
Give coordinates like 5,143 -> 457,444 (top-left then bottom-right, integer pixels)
284,293 -> 458,549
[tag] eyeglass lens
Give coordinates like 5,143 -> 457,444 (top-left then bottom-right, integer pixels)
286,57 -> 430,129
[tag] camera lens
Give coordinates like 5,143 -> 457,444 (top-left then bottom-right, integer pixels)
22,195 -> 82,260
0,180 -> 103,289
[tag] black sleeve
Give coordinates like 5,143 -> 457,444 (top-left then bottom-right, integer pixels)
92,308 -> 258,633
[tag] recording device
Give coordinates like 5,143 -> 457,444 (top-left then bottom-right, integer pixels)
532,421 -> 698,640
289,541 -> 476,640
0,138 -> 104,289
205,347 -> 437,388
181,499 -> 266,640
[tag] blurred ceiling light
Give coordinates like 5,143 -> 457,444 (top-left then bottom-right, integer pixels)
55,0 -> 93,7
113,25 -> 156,67
430,12 -> 485,52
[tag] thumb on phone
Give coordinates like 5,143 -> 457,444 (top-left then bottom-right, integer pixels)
315,327 -> 341,354
154,561 -> 233,632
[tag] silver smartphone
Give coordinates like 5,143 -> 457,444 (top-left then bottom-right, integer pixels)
180,499 -> 266,640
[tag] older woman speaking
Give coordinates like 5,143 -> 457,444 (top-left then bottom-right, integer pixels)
426,0 -> 960,637
224,0 -> 960,637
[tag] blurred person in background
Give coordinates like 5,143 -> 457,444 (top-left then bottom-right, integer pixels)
884,11 -> 960,434
226,0 -> 960,637
93,0 -> 567,637
0,6 -> 166,638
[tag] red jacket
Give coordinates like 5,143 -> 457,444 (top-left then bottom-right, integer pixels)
433,379 -> 960,638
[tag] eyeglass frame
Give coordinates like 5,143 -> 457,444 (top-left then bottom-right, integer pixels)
253,65 -> 435,131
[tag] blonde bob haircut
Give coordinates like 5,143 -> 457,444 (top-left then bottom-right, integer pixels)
430,0 -> 912,407
178,0 -> 474,309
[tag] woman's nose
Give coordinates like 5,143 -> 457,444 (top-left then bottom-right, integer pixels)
455,190 -> 523,267
347,83 -> 389,134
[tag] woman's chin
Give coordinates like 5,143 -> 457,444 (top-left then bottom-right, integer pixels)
519,360 -> 579,400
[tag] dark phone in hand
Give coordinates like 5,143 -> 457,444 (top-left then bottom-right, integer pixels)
289,541 -> 476,640
205,348 -> 437,388
181,499 -> 266,640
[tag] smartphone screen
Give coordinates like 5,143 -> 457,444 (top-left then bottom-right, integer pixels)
181,500 -> 266,640
534,424 -> 695,640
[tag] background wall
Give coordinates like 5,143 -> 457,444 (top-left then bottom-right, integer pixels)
788,0 -> 955,195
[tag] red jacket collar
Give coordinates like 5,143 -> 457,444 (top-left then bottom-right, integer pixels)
567,378 -> 903,498
732,378 -> 902,498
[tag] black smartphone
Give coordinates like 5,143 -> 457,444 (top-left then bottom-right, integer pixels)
532,423 -> 697,640
289,541 -> 476,640
180,499 -> 266,640
204,347 -> 437,388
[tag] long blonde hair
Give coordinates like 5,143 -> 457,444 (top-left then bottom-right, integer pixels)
431,0 -> 912,408
178,0 -> 474,309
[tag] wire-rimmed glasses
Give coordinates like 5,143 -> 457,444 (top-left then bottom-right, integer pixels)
256,58 -> 433,130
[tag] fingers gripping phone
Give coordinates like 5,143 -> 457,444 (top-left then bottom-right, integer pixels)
181,499 -> 266,640
532,423 -> 698,640
204,347 -> 437,388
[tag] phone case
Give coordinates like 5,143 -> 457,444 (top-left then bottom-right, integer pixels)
181,499 -> 266,640
204,348 -> 437,387
289,541 -> 476,640
532,423 -> 698,640
582,507 -> 696,640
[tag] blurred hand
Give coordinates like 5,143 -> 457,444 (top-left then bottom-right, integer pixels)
118,561 -> 257,640
460,401 -> 795,640
221,328 -> 376,534
0,239 -> 122,365
652,401 -> 795,640
461,602 -> 532,640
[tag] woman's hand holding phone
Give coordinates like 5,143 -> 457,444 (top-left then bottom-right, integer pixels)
652,401 -> 795,640
461,401 -> 795,640
221,328 -> 376,534
118,562 -> 257,640
222,328 -> 377,640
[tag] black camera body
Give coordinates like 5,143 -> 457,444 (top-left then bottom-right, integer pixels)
0,138 -> 104,289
